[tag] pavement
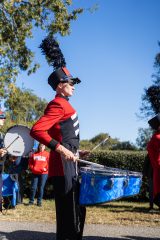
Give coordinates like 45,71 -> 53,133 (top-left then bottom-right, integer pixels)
0,221 -> 160,240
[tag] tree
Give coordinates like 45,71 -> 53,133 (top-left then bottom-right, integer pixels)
90,133 -> 117,150
111,141 -> 137,151
140,42 -> 160,118
80,140 -> 93,150
90,133 -> 110,145
0,0 -> 83,98
140,85 -> 160,118
137,43 -> 160,149
136,127 -> 153,150
1,85 -> 47,133
80,133 -> 138,151
80,133 -> 119,150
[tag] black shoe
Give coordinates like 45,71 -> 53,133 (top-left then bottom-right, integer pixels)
148,207 -> 154,212
28,202 -> 34,206
37,202 -> 42,207
153,194 -> 160,207
149,204 -> 154,210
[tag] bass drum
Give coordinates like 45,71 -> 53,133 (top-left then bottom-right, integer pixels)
4,125 -> 34,157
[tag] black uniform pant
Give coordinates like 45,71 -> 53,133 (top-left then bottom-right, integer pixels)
0,173 -> 2,211
52,176 -> 86,240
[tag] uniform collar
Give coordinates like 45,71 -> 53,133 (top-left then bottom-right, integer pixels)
55,94 -> 69,101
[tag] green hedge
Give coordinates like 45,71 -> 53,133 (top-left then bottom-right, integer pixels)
87,150 -> 146,172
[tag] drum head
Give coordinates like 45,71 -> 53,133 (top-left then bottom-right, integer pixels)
80,166 -> 127,176
4,125 -> 34,156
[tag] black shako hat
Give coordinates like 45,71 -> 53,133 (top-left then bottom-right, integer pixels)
48,67 -> 81,91
148,113 -> 160,130
40,36 -> 81,91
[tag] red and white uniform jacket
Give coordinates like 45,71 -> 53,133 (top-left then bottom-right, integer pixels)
147,131 -> 160,197
29,150 -> 50,175
30,95 -> 80,178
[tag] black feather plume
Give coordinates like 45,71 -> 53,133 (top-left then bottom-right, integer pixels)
39,36 -> 66,70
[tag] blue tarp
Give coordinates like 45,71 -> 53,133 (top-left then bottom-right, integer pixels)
2,173 -> 19,207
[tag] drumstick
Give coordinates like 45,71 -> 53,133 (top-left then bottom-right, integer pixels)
77,136 -> 110,167
91,136 -> 110,151
5,135 -> 20,150
77,158 -> 105,168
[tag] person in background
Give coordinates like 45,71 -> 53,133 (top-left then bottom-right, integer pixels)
142,154 -> 154,210
7,155 -> 28,204
3,155 -> 19,209
147,113 -> 160,209
28,143 -> 49,206
0,110 -> 7,161
18,156 -> 29,203
0,110 -> 7,211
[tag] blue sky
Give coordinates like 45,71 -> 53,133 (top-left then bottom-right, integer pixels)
17,0 -> 160,144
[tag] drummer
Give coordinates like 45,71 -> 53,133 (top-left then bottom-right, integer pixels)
0,110 -> 7,158
30,56 -> 87,239
147,113 -> 160,208
0,109 -> 7,211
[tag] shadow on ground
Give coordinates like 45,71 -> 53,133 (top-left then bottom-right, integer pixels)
84,237 -> 160,240
0,231 -> 160,240
95,204 -> 160,214
0,230 -> 54,240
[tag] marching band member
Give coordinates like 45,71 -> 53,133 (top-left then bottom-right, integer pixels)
147,113 -> 160,208
0,110 -> 7,211
0,110 -> 7,159
30,36 -> 86,240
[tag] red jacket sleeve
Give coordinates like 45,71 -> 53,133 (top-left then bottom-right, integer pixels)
147,133 -> 160,168
30,100 -> 64,149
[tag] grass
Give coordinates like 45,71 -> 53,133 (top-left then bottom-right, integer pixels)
0,199 -> 160,227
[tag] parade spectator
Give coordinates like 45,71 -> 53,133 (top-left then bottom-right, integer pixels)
28,143 -> 49,206
7,155 -> 29,204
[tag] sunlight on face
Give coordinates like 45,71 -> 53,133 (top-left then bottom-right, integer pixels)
59,82 -> 75,97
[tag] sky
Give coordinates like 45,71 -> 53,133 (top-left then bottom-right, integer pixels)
16,0 -> 160,144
